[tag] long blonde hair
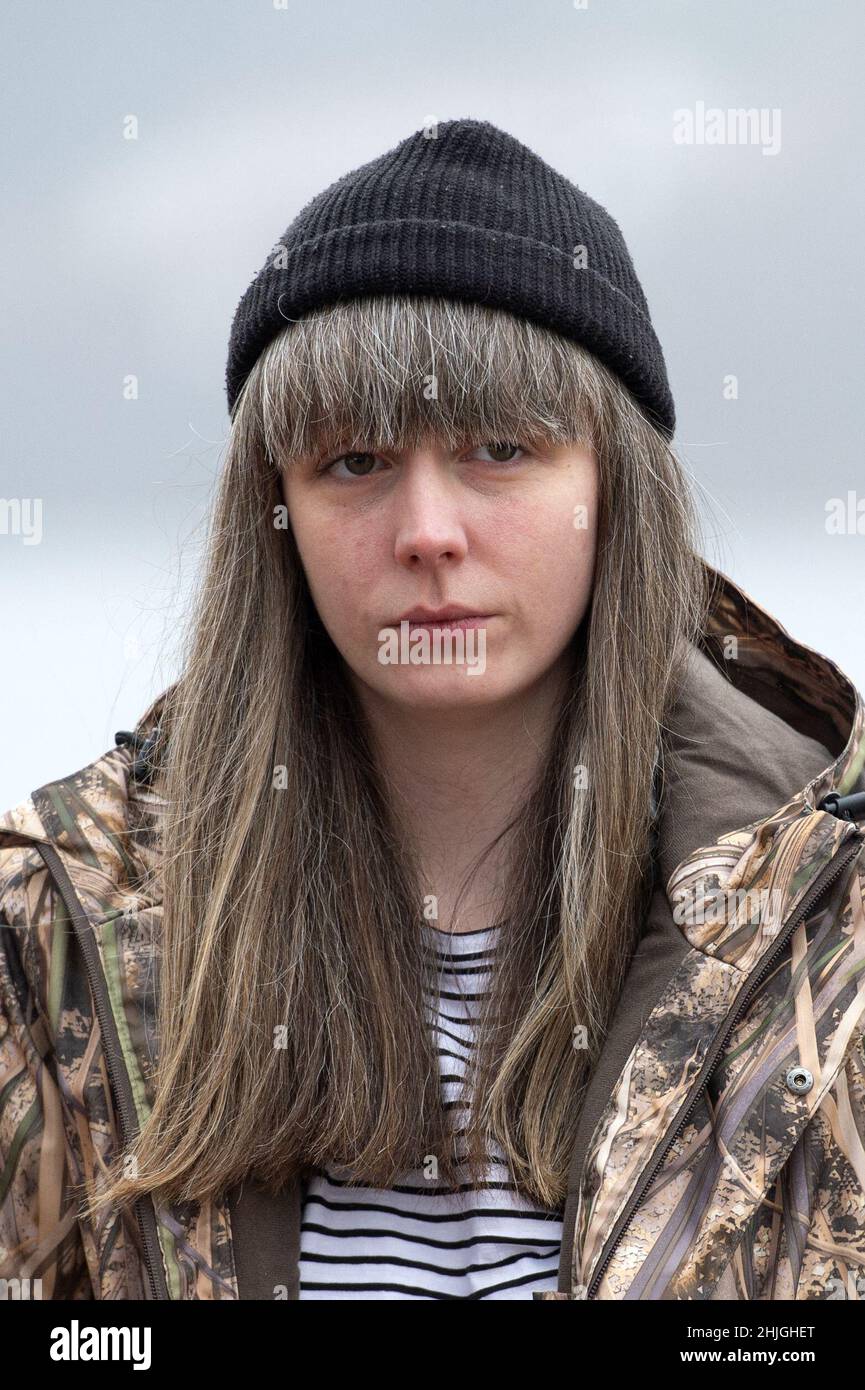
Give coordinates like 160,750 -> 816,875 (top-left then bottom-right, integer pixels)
87,293 -> 709,1216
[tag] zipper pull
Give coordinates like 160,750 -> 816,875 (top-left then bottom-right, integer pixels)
818,791 -> 865,822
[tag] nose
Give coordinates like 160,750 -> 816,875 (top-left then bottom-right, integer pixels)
392,453 -> 469,570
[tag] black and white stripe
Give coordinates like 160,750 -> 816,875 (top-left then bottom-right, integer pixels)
298,922 -> 563,1299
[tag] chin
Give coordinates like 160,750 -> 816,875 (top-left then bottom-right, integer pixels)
377,669 -> 503,706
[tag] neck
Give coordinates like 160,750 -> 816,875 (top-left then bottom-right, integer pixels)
351,652 -> 574,931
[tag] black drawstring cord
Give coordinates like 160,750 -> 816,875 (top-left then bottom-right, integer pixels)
818,790 -> 865,822
114,727 -> 161,785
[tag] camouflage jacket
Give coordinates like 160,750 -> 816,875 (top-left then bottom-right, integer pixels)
2,563 -> 865,1301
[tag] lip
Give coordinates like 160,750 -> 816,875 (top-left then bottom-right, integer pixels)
396,606 -> 496,630
398,605 -> 494,622
401,616 -> 493,632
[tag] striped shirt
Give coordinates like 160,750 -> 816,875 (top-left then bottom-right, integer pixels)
298,922 -> 564,1299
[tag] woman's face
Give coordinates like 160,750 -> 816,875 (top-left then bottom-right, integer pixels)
279,438 -> 599,711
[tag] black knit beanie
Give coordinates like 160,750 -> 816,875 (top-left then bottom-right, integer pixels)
225,118 -> 675,438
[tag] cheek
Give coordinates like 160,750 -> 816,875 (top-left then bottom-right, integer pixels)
506,494 -> 597,638
291,509 -> 380,618
508,490 -> 597,574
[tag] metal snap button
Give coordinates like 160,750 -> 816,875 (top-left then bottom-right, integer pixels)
786,1065 -> 814,1095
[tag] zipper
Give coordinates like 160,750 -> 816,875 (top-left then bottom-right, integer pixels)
34,840 -> 170,1300
584,827 -> 863,1300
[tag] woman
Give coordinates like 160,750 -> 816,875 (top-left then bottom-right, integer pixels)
2,119 -> 864,1302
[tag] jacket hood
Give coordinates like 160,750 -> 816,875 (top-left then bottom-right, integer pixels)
657,567 -> 864,896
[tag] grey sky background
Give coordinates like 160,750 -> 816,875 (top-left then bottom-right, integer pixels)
2,0 -> 863,808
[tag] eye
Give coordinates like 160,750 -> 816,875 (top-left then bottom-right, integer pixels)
470,442 -> 527,465
319,451 -> 385,479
